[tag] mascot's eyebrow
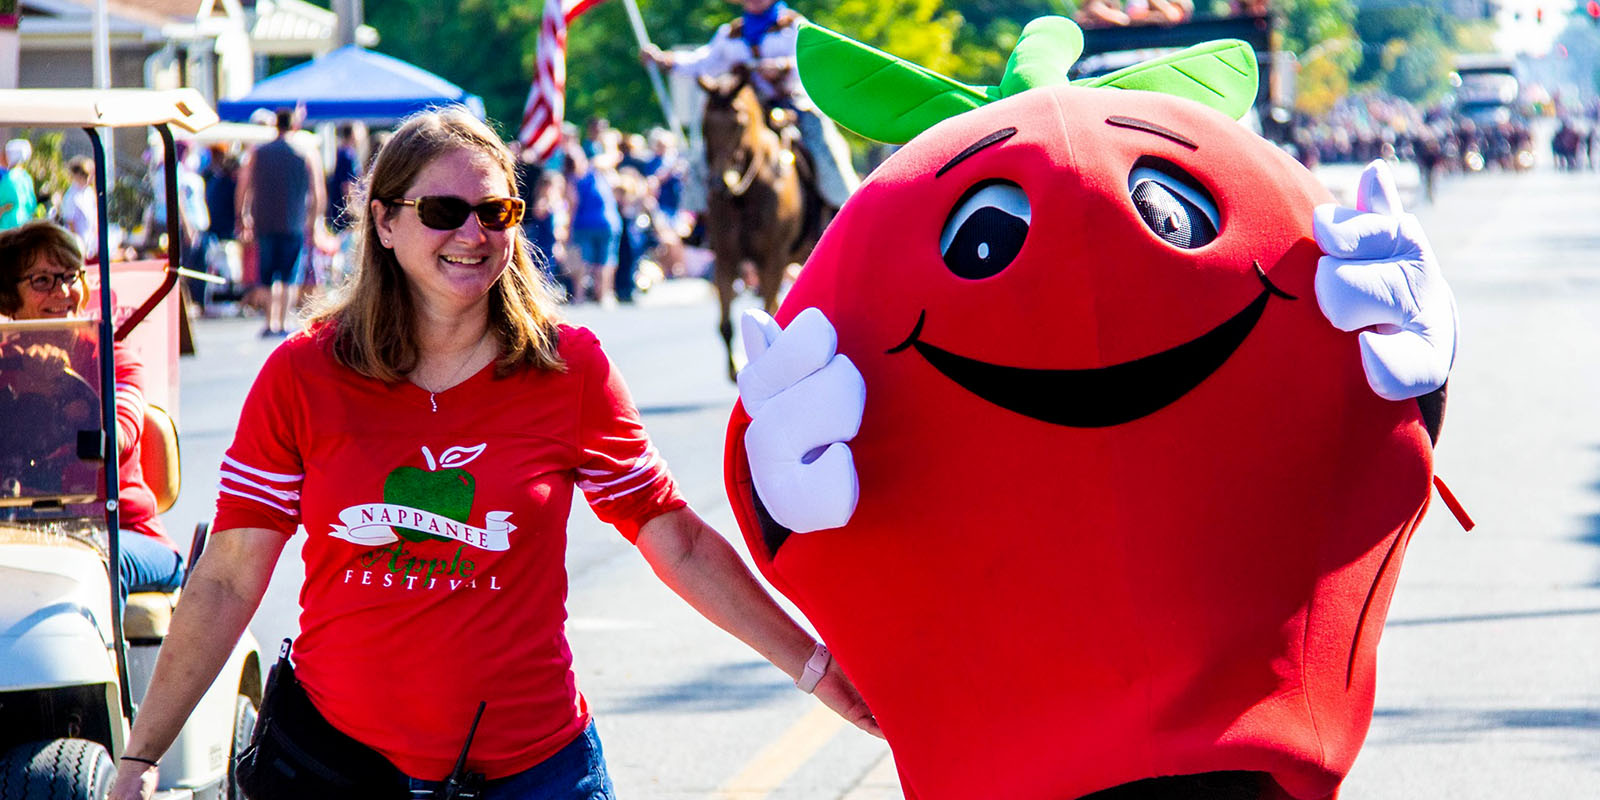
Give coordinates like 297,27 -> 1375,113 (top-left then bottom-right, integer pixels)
1106,116 -> 1197,150
937,128 -> 1018,177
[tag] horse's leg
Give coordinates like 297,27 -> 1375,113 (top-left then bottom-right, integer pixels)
757,250 -> 785,317
714,254 -> 740,383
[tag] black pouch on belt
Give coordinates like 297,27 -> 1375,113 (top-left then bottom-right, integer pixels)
235,639 -> 408,800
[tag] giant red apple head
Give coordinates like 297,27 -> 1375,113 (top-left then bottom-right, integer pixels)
724,18 -> 1441,800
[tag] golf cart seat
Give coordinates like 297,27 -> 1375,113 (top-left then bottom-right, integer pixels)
126,404 -> 181,642
140,403 -> 180,514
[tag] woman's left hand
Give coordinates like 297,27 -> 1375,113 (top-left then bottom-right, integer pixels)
810,658 -> 883,738
635,508 -> 883,739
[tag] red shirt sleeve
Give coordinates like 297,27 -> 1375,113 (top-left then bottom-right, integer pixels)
213,341 -> 304,536
570,328 -> 685,542
111,340 -> 145,452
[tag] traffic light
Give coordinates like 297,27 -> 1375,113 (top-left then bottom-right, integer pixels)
1588,0 -> 1600,21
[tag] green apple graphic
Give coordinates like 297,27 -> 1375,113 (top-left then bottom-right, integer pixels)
382,444 -> 486,543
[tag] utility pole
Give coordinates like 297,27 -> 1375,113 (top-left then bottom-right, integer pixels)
0,0 -> 19,91
94,0 -> 114,185
334,0 -> 362,49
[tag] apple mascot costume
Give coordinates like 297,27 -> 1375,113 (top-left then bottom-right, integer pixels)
723,17 -> 1466,800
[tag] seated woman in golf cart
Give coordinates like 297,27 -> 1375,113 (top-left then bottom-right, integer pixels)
0,220 -> 184,600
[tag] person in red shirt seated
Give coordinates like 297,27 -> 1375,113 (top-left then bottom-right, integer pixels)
0,220 -> 184,602
107,108 -> 879,800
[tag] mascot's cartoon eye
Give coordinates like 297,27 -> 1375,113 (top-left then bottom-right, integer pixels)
939,180 -> 1031,279
1129,164 -> 1220,249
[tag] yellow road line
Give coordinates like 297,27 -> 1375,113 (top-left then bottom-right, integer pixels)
714,704 -> 846,800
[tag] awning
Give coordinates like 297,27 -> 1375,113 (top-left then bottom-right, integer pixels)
215,44 -> 484,123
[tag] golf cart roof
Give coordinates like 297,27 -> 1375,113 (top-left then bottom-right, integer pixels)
0,88 -> 217,133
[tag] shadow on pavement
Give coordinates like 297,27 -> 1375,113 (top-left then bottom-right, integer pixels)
1370,706 -> 1600,742
1386,607 -> 1600,627
598,659 -> 791,715
1586,443 -> 1600,587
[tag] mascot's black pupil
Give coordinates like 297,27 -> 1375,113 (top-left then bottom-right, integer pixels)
1132,180 -> 1216,249
944,207 -> 1027,279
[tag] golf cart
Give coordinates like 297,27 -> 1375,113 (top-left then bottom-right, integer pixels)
0,89 -> 263,800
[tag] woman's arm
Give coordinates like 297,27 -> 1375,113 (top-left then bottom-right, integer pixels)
111,342 -> 147,460
105,527 -> 291,800
634,507 -> 881,737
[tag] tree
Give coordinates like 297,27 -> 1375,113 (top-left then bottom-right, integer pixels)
1384,31 -> 1451,104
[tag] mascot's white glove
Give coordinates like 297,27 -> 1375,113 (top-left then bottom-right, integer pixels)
1313,159 -> 1457,401
738,307 -> 865,533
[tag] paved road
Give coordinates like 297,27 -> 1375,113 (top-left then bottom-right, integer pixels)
162,161 -> 1600,798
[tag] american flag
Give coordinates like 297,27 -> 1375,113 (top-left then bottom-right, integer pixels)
518,0 -> 608,160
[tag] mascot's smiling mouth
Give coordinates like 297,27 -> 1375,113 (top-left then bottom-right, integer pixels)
888,263 -> 1296,427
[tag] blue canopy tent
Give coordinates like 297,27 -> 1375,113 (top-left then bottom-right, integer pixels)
217,45 -> 486,122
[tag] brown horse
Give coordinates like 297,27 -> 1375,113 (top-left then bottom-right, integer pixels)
697,72 -> 821,381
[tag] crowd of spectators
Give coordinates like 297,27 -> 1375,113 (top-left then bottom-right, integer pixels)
6,87 -> 1595,323
0,110 -> 701,326
514,117 -> 696,308
1289,93 -> 1535,174
1280,92 -> 1584,203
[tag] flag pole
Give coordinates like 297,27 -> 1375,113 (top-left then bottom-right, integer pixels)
620,0 -> 685,146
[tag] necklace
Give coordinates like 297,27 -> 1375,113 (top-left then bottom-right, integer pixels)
415,332 -> 490,413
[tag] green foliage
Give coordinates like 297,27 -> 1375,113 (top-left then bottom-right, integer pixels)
1384,32 -> 1451,105
17,130 -> 71,210
348,0 -> 1045,137
316,0 -> 1481,136
1280,0 -> 1490,109
1276,0 -> 1356,57
358,0 -> 548,139
1294,50 -> 1349,116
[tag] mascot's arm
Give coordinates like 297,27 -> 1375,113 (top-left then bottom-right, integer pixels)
1313,159 -> 1457,401
737,308 -> 865,533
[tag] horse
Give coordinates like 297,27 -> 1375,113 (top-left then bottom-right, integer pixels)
697,71 -> 823,381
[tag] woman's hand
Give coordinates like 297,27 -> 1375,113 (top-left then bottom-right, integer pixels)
105,759 -> 159,800
809,654 -> 883,738
636,509 -> 884,738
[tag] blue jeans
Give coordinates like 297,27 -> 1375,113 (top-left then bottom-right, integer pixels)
118,532 -> 184,603
405,722 -> 615,800
570,226 -> 619,269
256,232 -> 305,287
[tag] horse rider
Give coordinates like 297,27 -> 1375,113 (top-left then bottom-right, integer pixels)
641,0 -> 859,210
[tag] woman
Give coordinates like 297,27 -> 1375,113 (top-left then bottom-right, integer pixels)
57,157 -> 98,261
107,108 -> 877,800
0,221 -> 185,600
562,137 -> 621,307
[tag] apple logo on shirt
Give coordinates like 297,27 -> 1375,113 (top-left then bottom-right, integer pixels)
383,444 -> 487,543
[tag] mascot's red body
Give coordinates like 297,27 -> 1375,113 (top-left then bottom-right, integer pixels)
725,83 -> 1438,799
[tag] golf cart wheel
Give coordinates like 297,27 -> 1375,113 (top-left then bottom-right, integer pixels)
0,738 -> 116,800
228,693 -> 258,800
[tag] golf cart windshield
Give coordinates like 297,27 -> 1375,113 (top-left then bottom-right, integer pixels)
0,318 -> 106,543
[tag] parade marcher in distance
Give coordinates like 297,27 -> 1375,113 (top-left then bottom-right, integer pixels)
641,0 -> 859,209
57,156 -> 99,261
236,108 -> 325,337
0,139 -> 38,231
0,221 -> 185,603
105,107 -> 878,800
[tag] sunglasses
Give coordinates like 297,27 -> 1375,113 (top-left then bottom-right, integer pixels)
17,270 -> 83,292
388,195 -> 525,232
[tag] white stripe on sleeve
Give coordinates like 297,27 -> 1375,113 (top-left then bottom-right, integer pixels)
217,484 -> 300,518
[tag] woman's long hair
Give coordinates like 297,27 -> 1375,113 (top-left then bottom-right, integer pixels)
308,107 -> 564,381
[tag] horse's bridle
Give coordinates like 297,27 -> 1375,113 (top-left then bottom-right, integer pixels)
720,145 -> 768,197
